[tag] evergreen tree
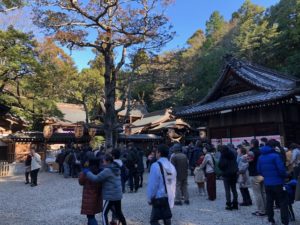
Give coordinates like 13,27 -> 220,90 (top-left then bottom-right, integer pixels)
232,0 -> 279,62
267,0 -> 300,75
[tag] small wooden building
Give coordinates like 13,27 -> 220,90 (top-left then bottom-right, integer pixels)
0,103 -> 28,163
175,59 -> 300,147
115,100 -> 148,124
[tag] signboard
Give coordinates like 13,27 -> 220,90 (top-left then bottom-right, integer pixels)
221,138 -> 231,145
211,138 -> 230,147
231,136 -> 254,147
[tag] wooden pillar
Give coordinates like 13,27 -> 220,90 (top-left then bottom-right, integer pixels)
279,123 -> 286,146
226,127 -> 232,144
279,105 -> 287,146
207,128 -> 211,140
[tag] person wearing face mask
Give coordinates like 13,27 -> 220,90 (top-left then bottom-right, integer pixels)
200,145 -> 216,201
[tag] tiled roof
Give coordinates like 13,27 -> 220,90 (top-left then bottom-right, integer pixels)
176,59 -> 300,117
115,100 -> 148,118
130,109 -> 171,134
177,90 -> 296,117
149,119 -> 190,131
56,103 -> 86,123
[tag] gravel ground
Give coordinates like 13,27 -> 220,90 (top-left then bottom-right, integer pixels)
0,172 -> 299,225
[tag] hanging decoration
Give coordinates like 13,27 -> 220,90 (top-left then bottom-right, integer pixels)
43,125 -> 53,139
88,128 -> 97,138
75,125 -> 84,138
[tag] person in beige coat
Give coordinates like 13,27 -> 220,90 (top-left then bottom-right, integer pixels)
30,149 -> 42,187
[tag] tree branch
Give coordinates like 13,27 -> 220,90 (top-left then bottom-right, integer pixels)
0,6 -> 18,13
68,0 -> 109,31
52,22 -> 98,28
116,44 -> 129,72
68,40 -> 103,52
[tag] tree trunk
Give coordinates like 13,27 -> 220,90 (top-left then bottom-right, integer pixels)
82,100 -> 89,124
103,49 -> 117,148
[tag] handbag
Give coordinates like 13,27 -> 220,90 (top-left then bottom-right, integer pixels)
151,162 -> 172,220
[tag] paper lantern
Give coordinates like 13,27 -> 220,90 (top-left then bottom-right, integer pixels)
88,128 -> 97,138
199,130 -> 206,139
43,125 -> 53,139
75,125 -> 84,138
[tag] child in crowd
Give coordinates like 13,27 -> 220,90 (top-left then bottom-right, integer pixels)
84,154 -> 127,225
237,147 -> 252,206
194,153 -> 206,196
79,158 -> 103,225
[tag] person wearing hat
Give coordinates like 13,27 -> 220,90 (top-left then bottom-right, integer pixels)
170,143 -> 189,205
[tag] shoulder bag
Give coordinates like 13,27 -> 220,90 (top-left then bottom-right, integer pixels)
151,161 -> 172,220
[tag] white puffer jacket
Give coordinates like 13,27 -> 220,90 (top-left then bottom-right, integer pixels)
31,153 -> 42,171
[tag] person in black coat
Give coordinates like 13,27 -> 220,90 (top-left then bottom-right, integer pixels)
218,145 -> 239,210
126,143 -> 139,192
137,148 -> 145,188
25,154 -> 32,184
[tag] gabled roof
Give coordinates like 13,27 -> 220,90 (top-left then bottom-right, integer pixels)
56,103 -> 86,123
176,58 -> 300,118
115,100 -> 148,118
129,109 -> 172,134
149,119 -> 190,131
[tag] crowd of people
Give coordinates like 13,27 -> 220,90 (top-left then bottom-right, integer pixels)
25,137 -> 300,225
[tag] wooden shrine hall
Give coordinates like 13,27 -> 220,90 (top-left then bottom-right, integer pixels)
175,58 -> 300,147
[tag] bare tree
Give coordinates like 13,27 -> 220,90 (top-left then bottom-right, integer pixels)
31,0 -> 174,146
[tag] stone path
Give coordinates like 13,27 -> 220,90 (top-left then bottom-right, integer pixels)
0,172 -> 299,225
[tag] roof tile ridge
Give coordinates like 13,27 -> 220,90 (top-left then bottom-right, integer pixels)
244,61 -> 299,82
241,63 -> 295,89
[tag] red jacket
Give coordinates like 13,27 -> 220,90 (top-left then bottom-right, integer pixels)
79,172 -> 103,215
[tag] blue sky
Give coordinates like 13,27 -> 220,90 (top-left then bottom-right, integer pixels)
71,0 -> 280,71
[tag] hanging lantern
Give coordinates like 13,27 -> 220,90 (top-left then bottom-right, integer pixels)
124,125 -> 131,135
199,130 -> 207,139
75,125 -> 84,138
43,125 -> 53,139
168,128 -> 181,139
88,128 -> 97,138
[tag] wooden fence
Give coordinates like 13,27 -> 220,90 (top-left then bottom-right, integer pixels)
0,161 -> 9,177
